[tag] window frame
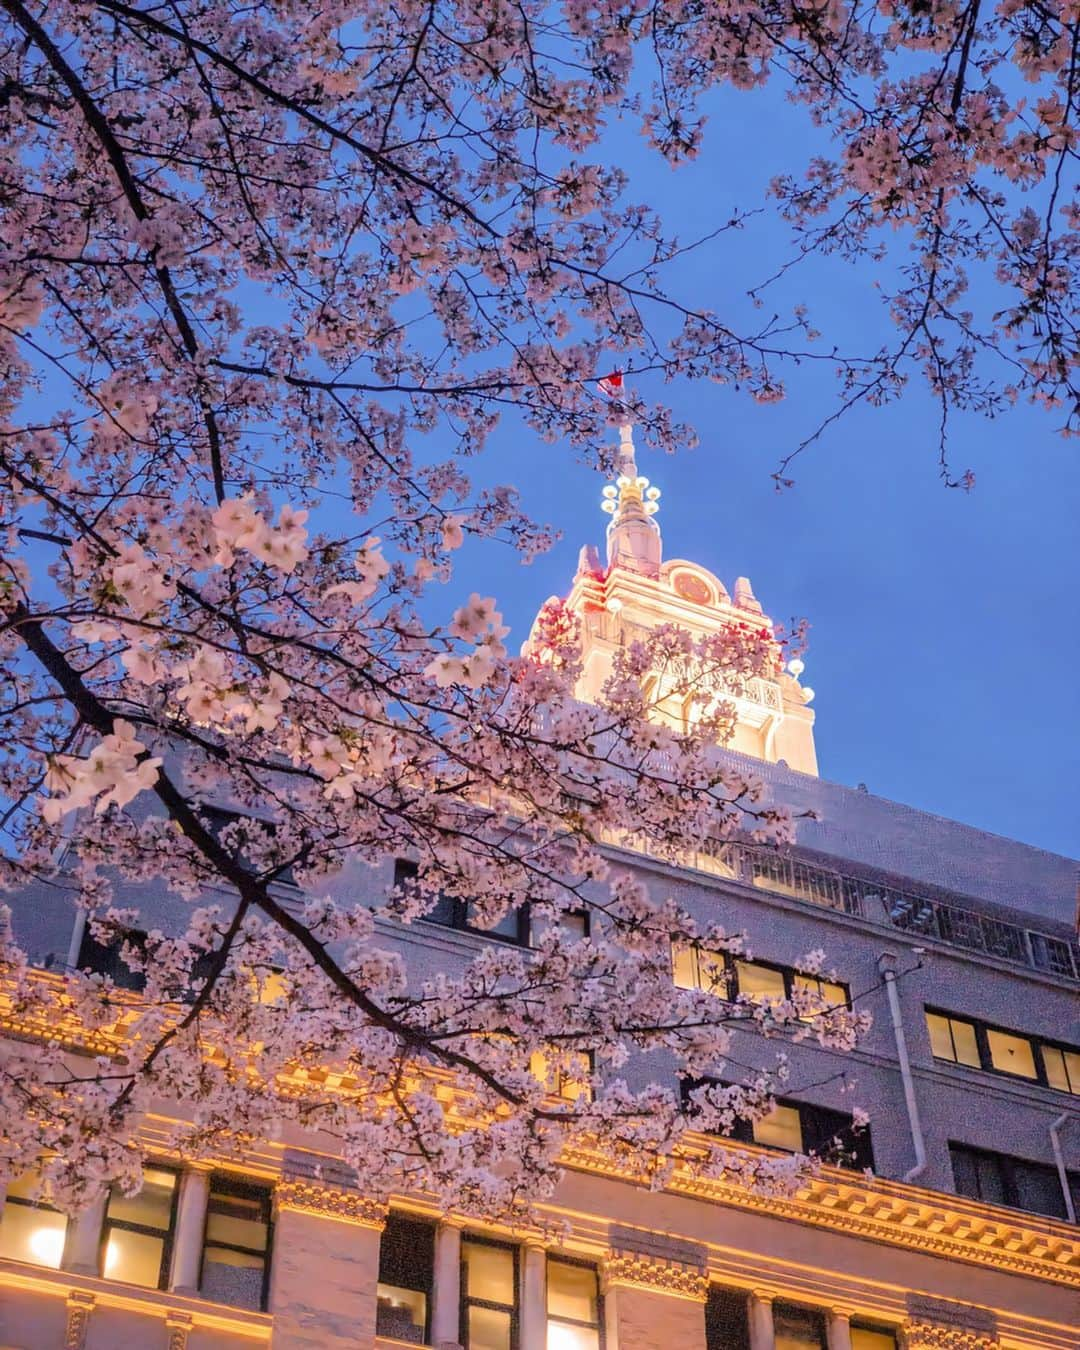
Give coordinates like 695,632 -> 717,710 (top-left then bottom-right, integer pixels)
0,1168 -> 69,1269
459,1234 -> 520,1350
396,859 -> 531,947
545,1253 -> 605,1349
99,1164 -> 181,1291
376,1209 -> 435,1344
198,1174 -> 274,1312
926,1006 -> 1080,1095
949,1141 -> 1079,1222
673,944 -> 851,1015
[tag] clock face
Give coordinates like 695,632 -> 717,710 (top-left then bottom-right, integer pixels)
673,571 -> 711,605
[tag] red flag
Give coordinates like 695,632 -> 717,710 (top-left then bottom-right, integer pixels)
598,370 -> 623,399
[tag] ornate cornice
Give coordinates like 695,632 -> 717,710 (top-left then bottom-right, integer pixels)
904,1323 -> 997,1350
275,1178 -> 387,1229
601,1252 -> 709,1302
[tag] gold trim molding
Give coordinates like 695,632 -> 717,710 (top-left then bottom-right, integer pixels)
904,1322 -> 997,1350
601,1252 -> 709,1302
275,1179 -> 387,1229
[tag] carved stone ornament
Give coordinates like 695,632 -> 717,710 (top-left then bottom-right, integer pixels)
601,1252 -> 709,1302
274,1177 -> 387,1228
165,1311 -> 193,1350
903,1322 -> 998,1350
64,1291 -> 95,1350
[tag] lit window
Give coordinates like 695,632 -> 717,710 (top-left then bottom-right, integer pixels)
200,1177 -> 272,1311
462,1239 -> 517,1350
377,1212 -> 434,1344
850,1325 -> 897,1350
752,1103 -> 803,1153
735,962 -> 787,1004
672,943 -> 728,996
0,1168 -> 68,1269
546,1257 -> 601,1350
102,1167 -> 178,1289
792,974 -> 848,1020
530,1049 -> 593,1103
1042,1045 -> 1080,1095
986,1029 -> 1038,1079
925,1012 -> 980,1068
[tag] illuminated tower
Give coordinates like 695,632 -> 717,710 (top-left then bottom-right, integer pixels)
524,403 -> 819,774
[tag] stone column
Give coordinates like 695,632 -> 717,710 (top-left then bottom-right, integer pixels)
748,1290 -> 776,1350
168,1166 -> 212,1295
62,1189 -> 108,1277
430,1218 -> 464,1348
521,1241 -> 548,1350
601,1248 -> 709,1350
827,1309 -> 854,1350
267,1152 -> 387,1350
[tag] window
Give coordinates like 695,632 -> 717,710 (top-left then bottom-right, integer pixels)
850,1325 -> 898,1350
673,946 -> 851,1018
925,1012 -> 980,1068
377,1212 -> 434,1344
685,1081 -> 873,1171
0,1168 -> 68,1268
78,925 -> 148,992
461,1237 -> 518,1350
950,1143 -> 1079,1221
926,1009 -> 1079,1094
705,1286 -> 750,1350
773,1303 -> 826,1350
546,1257 -> 602,1350
200,1176 -> 272,1311
101,1167 -> 179,1289
530,1049 -> 594,1103
396,860 -> 529,946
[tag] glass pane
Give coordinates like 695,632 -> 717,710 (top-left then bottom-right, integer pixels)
1043,1045 -> 1069,1091
464,1241 -> 515,1305
736,962 -> 786,1003
201,1247 -> 265,1309
753,1103 -> 803,1152
925,1013 -> 955,1061
950,1019 -> 981,1068
1067,1051 -> 1080,1094
103,1226 -> 165,1288
377,1283 -> 427,1343
106,1169 -> 176,1230
0,1202 -> 67,1268
562,912 -> 589,940
206,1190 -> 268,1252
469,1304 -> 512,1350
851,1328 -> 897,1350
774,1304 -> 826,1350
547,1260 -> 598,1323
1013,1162 -> 1067,1219
987,1030 -> 1037,1079
548,1323 -> 600,1350
672,942 -> 698,990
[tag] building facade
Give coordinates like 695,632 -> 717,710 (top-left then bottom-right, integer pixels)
1,422 -> 1077,1350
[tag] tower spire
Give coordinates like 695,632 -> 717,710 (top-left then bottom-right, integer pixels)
598,375 -> 662,577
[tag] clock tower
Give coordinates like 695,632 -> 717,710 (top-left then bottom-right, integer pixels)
523,409 -> 819,775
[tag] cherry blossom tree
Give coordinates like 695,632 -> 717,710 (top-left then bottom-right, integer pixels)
0,0 -> 1072,1216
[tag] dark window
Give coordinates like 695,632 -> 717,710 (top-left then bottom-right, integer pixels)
395,860 -> 529,946
683,1079 -> 873,1172
706,1286 -> 751,1350
949,1143 -> 1077,1221
199,1176 -> 272,1311
926,1008 -> 1079,1097
773,1303 -> 826,1350
461,1237 -> 518,1350
100,1167 -> 179,1289
546,1256 -> 602,1349
377,1212 -> 435,1344
78,926 -> 147,992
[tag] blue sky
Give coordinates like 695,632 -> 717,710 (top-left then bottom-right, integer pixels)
448,83 -> 1080,861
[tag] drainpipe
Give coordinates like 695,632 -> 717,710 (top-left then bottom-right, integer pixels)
1050,1113 -> 1076,1224
877,952 -> 927,1183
